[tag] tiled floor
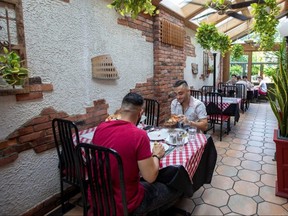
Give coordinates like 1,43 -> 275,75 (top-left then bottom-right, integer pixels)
64,101 -> 288,216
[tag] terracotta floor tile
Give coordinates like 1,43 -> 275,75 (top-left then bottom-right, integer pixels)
261,173 -> 276,187
216,165 -> 238,177
258,202 -> 288,215
228,194 -> 257,215
237,169 -> 261,183
210,175 -> 234,190
241,160 -> 262,171
192,204 -> 223,215
259,186 -> 288,205
233,180 -> 259,196
202,188 -> 229,206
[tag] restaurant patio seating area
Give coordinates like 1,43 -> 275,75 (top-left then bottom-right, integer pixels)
46,101 -> 288,216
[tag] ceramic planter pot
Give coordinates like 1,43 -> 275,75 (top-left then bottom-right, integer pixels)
273,129 -> 288,198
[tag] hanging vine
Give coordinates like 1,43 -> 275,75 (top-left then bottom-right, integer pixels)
107,0 -> 158,19
251,0 -> 280,50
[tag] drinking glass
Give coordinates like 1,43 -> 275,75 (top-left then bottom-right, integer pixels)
176,132 -> 184,151
188,127 -> 196,141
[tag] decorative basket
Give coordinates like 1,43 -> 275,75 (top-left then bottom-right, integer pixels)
91,55 -> 119,80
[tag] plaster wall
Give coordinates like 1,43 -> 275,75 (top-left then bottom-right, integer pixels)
0,0 -> 153,214
184,28 -> 220,90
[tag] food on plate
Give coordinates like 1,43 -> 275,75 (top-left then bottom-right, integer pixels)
164,114 -> 181,128
105,110 -> 121,121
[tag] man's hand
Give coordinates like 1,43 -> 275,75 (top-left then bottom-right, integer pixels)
152,142 -> 165,158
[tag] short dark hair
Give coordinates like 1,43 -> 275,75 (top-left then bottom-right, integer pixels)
173,80 -> 188,88
122,92 -> 144,107
257,76 -> 263,79
243,75 -> 247,79
231,74 -> 237,77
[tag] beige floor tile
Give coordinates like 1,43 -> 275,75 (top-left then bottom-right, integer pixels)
233,180 -> 259,196
262,164 -> 277,175
192,204 -> 223,215
202,188 -> 229,207
243,152 -> 262,161
238,169 -> 260,182
259,186 -> 288,205
216,165 -> 238,177
241,160 -> 262,171
211,175 -> 234,190
246,146 -> 263,154
228,194 -> 257,215
258,202 -> 288,215
226,149 -> 244,158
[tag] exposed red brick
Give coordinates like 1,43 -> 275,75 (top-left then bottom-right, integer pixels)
14,143 -> 32,153
34,143 -> 55,153
29,84 -> 42,92
33,122 -> 52,132
16,92 -> 43,101
18,131 -> 44,143
0,139 -> 17,150
41,107 -> 57,115
41,83 -> 53,91
0,153 -> 18,167
30,116 -> 50,125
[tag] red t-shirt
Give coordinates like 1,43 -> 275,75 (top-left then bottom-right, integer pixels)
90,120 -> 151,214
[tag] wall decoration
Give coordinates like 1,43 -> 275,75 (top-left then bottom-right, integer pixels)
191,63 -> 198,74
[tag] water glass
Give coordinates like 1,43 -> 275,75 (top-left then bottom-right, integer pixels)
188,127 -> 196,141
176,132 -> 184,151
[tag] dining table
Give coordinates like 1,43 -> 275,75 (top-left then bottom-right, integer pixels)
77,125 -> 217,193
205,96 -> 241,123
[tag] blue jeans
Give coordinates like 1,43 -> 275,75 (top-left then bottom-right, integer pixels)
133,181 -> 183,215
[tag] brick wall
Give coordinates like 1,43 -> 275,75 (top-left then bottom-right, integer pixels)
0,99 -> 109,167
185,35 -> 196,57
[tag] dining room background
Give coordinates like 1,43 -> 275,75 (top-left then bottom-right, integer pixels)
0,0 -> 218,215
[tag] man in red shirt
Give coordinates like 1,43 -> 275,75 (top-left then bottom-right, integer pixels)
92,92 -> 182,215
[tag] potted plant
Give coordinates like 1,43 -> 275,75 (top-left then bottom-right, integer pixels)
231,44 -> 244,60
251,0 -> 280,50
0,47 -> 28,88
195,23 -> 231,56
107,0 -> 158,19
267,39 -> 288,198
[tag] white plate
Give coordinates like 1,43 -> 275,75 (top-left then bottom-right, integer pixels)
81,132 -> 94,140
150,142 -> 169,151
147,129 -> 169,140
165,136 -> 188,146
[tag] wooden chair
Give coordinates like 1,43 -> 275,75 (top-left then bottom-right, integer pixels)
205,92 -> 231,141
75,143 -> 128,216
52,118 -> 81,214
190,89 -> 203,101
144,98 -> 160,127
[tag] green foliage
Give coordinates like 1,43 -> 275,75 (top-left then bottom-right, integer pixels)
195,23 -> 232,56
0,47 -> 28,87
108,0 -> 158,19
231,44 -> 244,60
263,65 -> 277,77
230,64 -> 242,76
251,65 -> 260,76
268,39 -> 288,138
251,0 -> 280,50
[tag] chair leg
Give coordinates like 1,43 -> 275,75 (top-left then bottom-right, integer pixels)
227,118 -> 231,134
60,179 -> 65,214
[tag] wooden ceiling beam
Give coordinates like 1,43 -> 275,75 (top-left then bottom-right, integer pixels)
218,19 -> 246,33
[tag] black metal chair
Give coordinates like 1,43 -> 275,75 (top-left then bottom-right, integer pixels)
52,118 -> 81,214
235,83 -> 247,112
225,85 -> 237,97
190,89 -> 203,101
201,85 -> 214,95
205,92 -> 231,141
143,98 -> 160,127
75,143 -> 128,216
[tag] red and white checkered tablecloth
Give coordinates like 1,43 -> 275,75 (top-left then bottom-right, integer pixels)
77,127 -> 207,181
160,133 -> 207,180
205,97 -> 241,111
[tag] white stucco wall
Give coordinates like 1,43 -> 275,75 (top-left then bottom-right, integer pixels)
184,28 -> 220,90
0,1 -> 213,215
0,0 -> 153,214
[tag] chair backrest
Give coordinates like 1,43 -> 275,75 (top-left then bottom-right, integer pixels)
143,98 -> 160,127
224,85 -> 237,97
201,85 -> 214,94
75,143 -> 128,216
52,118 -> 80,185
204,92 -> 223,116
190,90 -> 203,101
235,83 -> 247,99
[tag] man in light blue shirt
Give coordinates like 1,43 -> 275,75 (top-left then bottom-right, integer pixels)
171,80 -> 208,132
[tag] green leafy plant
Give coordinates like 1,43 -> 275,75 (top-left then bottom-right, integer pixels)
0,47 -> 28,87
231,44 -> 244,60
267,39 -> 288,138
107,0 -> 158,19
251,0 -> 280,50
195,23 -> 232,56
